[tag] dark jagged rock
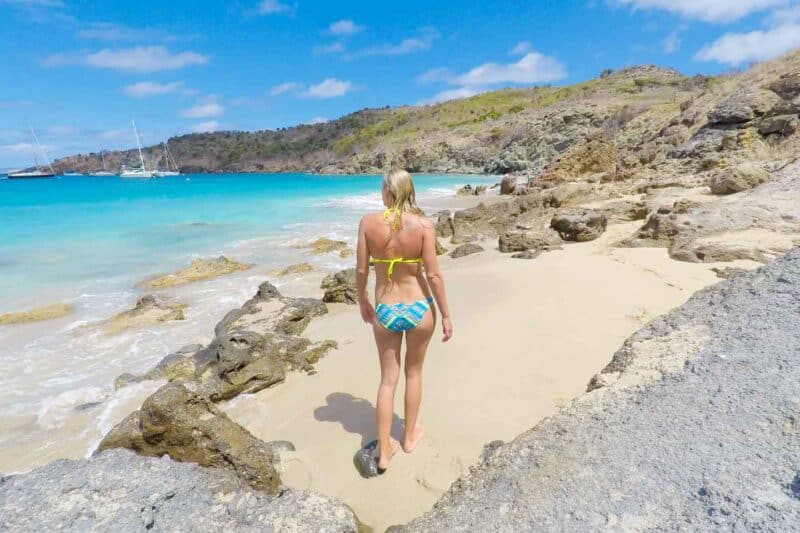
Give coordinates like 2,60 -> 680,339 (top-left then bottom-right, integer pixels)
321,268 -> 357,304
449,243 -> 484,258
550,210 -> 608,242
97,383 -> 280,492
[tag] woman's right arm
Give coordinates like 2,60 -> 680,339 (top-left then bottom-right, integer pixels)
355,216 -> 375,324
421,223 -> 453,342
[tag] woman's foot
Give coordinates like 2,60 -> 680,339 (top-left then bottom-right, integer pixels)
402,424 -> 424,453
377,438 -> 400,473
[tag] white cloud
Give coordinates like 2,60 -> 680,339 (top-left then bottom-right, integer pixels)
695,23 -> 800,65
182,102 -> 225,118
191,121 -> 221,133
327,19 -> 363,35
101,129 -> 127,141
616,0 -> 786,24
510,41 -> 532,55
2,0 -> 63,6
270,81 -> 301,96
663,26 -> 686,54
1,142 -> 37,153
452,51 -> 567,87
313,41 -> 345,55
427,87 -> 481,104
258,0 -> 292,15
122,81 -> 184,98
348,28 -> 438,58
43,46 -> 208,72
308,116 -> 328,124
300,78 -> 352,99
417,67 -> 452,84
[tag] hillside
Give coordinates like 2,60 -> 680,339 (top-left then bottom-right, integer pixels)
54,65 -> 711,175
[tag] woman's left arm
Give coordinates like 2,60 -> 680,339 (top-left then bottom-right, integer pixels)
355,216 -> 375,324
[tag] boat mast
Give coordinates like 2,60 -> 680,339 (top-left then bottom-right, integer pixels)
132,119 -> 146,171
30,127 -> 54,174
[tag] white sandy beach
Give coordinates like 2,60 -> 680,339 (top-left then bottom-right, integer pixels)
223,221 -> 758,531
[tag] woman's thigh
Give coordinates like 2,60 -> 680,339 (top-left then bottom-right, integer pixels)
405,307 -> 435,372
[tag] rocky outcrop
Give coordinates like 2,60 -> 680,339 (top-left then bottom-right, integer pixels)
0,449 -> 358,531
449,243 -> 484,258
103,295 -> 185,335
709,162 -> 770,194
321,268 -> 357,304
550,210 -> 608,242
97,383 -> 279,492
435,210 -> 454,238
140,256 -> 250,290
298,237 -> 352,258
499,176 -> 517,194
270,262 -> 315,277
456,184 -> 487,196
399,248 -> 800,532
117,282 -> 336,400
0,303 -> 72,325
498,228 -> 561,253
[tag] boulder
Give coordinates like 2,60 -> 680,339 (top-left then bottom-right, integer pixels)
0,449 -> 359,532
541,182 -> 594,208
707,89 -> 781,125
298,237 -> 351,256
709,163 -> 769,195
452,202 -> 521,243
435,238 -> 446,256
500,176 -> 517,195
435,210 -> 454,238
475,185 -> 487,195
140,256 -> 250,290
321,268 -> 357,304
97,383 -> 280,492
456,184 -> 475,196
449,243 -> 484,258
550,210 -> 608,242
768,71 -> 800,101
103,295 -> 185,335
757,114 -> 799,136
498,227 -> 561,253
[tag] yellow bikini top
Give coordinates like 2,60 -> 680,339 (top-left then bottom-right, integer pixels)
370,208 -> 423,279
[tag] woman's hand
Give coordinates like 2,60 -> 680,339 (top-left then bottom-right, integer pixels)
359,300 -> 376,325
441,316 -> 453,342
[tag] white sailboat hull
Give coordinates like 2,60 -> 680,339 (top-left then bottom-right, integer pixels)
88,171 -> 116,177
120,169 -> 156,178
8,170 -> 55,179
153,170 -> 180,177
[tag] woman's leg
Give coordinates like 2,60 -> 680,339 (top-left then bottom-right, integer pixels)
373,323 -> 402,469
402,307 -> 435,452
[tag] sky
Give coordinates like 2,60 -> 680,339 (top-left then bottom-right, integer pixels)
1,0 -> 800,167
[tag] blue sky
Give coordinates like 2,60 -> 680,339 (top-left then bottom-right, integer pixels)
1,0 -> 799,167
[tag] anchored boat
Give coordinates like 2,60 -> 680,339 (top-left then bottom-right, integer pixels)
7,128 -> 55,179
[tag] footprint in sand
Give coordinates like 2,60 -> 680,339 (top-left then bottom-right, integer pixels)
415,449 -> 464,493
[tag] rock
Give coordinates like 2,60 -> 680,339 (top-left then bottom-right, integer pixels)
711,266 -> 750,279
97,383 -> 279,492
709,163 -> 769,195
500,176 -> 517,195
270,262 -> 315,277
475,185 -> 487,195
353,440 -> 381,478
298,237 -> 350,255
0,303 -> 72,325
194,331 -> 286,401
511,249 -> 542,259
550,210 -> 608,242
768,71 -> 800,100
103,295 -> 185,335
707,88 -> 781,125
140,256 -> 250,290
321,268 -> 357,304
449,243 -> 484,258
757,114 -> 799,136
498,230 -> 559,253
537,134 -> 619,182
452,202 -> 521,242
435,210 -> 454,238
540,182 -> 594,208
435,238 -> 446,255
0,449 -> 358,531
456,184 -> 474,196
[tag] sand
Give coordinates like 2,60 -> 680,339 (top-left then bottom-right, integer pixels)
223,221 -> 759,532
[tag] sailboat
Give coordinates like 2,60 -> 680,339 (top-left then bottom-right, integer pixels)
153,141 -> 181,177
119,120 -> 155,178
7,128 -> 56,179
89,150 -> 116,176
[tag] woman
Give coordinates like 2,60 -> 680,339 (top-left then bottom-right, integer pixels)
356,169 -> 453,474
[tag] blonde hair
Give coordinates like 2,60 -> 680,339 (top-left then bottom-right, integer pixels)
383,169 -> 424,229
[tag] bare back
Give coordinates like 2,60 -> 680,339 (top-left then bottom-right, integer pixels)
359,211 -> 434,304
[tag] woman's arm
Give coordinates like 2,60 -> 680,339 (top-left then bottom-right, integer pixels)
355,216 -> 375,324
421,223 -> 453,342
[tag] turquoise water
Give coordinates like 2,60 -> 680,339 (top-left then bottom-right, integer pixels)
0,173 -> 486,310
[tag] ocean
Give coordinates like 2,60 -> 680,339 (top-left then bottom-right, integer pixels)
0,172 -> 492,473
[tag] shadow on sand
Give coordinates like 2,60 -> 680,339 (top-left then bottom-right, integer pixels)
313,392 -> 404,447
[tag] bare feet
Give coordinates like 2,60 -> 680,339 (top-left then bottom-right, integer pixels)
402,424 -> 424,453
377,438 -> 400,472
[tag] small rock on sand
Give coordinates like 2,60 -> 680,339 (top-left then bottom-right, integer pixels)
103,295 -> 185,335
298,237 -> 351,256
0,303 -> 73,325
271,262 -> 315,277
450,243 -> 484,258
140,256 -> 250,290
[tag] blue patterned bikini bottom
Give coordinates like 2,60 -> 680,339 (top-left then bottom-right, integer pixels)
375,297 -> 434,332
